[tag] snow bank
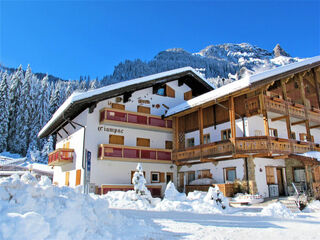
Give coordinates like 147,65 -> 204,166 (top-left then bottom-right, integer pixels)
164,181 -> 186,201
0,173 -> 156,240
303,200 -> 320,213
261,202 -> 295,218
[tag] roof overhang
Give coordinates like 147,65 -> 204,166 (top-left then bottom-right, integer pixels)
38,67 -> 214,138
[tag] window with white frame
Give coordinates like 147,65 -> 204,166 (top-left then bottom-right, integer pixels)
186,138 -> 195,148
203,134 -> 210,144
294,168 -> 306,182
151,172 -> 160,183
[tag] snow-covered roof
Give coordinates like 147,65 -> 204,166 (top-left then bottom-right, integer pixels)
38,67 -> 214,138
166,55 -> 320,117
297,151 -> 320,162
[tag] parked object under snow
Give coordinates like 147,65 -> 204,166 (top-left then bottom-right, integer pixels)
189,178 -> 215,185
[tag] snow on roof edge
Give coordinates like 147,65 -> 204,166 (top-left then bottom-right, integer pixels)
38,67 -> 212,138
166,55 -> 320,117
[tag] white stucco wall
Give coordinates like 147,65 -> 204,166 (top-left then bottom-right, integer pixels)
254,157 -> 286,198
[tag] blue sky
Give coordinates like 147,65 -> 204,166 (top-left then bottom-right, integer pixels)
0,0 -> 319,80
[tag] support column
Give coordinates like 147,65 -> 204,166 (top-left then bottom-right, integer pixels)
247,156 -> 258,194
312,68 -> 320,109
298,74 -> 312,142
259,91 -> 269,137
281,79 -> 292,139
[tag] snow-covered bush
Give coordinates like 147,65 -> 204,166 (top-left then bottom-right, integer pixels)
204,186 -> 229,210
164,181 -> 186,201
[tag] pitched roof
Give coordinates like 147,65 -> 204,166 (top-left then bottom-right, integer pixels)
166,55 -> 320,117
38,67 -> 214,138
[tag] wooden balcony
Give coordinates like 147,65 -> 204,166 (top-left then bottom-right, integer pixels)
245,95 -> 320,124
173,136 -> 320,164
48,148 -> 74,166
99,108 -> 172,131
98,144 -> 172,163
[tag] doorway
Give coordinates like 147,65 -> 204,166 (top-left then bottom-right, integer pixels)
276,168 -> 285,196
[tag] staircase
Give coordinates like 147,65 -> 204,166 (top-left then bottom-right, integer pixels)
279,196 -> 301,213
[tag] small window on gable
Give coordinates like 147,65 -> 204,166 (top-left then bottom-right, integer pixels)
221,129 -> 231,140
186,138 -> 195,148
112,103 -> 125,110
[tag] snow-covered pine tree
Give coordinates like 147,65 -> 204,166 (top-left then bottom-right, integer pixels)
0,71 -> 9,152
7,65 -> 24,153
49,81 -> 61,117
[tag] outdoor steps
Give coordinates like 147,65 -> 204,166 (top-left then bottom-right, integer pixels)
279,197 -> 301,213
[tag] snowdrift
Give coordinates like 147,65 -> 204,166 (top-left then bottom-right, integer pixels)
0,173 -> 156,240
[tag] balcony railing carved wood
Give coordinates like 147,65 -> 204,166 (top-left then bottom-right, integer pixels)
48,148 -> 74,166
98,144 -> 172,163
244,95 -> 320,124
99,108 -> 172,131
173,136 -> 320,164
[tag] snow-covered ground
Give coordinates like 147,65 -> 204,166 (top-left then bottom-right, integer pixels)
1,174 -> 320,240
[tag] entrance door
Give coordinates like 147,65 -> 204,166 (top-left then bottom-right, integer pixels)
277,168 -> 285,196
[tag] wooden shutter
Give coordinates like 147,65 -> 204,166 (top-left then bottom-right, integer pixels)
109,135 -> 124,145
165,140 -> 173,150
137,106 -> 150,114
137,138 -> 150,147
160,172 -> 165,183
184,90 -> 192,100
75,169 -> 81,186
265,167 -> 275,184
166,85 -> 175,98
112,103 -> 125,110
313,166 -> 320,182
65,172 -> 70,186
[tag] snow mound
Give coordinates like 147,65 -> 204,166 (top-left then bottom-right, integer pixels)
187,190 -> 207,200
261,202 -> 296,218
164,181 -> 186,201
303,200 -> 320,213
189,178 -> 215,185
0,173 -> 157,240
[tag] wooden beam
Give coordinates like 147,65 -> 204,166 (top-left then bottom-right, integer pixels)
291,120 -> 306,126
229,96 -> 236,141
271,115 -> 287,122
272,155 -> 289,159
259,91 -> 269,136
312,68 -> 320,108
198,108 -> 204,145
298,74 -> 312,142
281,79 -> 292,139
310,124 -> 320,129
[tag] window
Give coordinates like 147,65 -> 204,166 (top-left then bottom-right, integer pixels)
291,132 -> 296,140
137,106 -> 150,114
199,169 -> 212,179
269,128 -> 278,137
221,129 -> 231,140
299,133 -> 314,142
186,138 -> 195,148
265,167 -> 275,184
112,103 -> 125,110
165,140 -> 173,150
137,138 -> 150,147
151,172 -> 160,183
203,134 -> 210,144
187,171 -> 195,184
166,172 -> 173,183
294,168 -> 306,182
109,135 -> 124,145
225,168 -> 236,182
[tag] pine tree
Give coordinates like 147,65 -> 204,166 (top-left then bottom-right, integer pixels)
0,72 -> 9,152
7,65 -> 24,153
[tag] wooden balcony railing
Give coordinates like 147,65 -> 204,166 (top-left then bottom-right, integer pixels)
48,148 -> 74,166
98,144 -> 172,163
99,108 -> 172,131
245,95 -> 320,124
174,136 -> 319,163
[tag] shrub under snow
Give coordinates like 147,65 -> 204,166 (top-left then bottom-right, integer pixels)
0,173 -> 156,240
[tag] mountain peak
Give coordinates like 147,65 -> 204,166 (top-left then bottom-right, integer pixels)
273,44 -> 290,57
